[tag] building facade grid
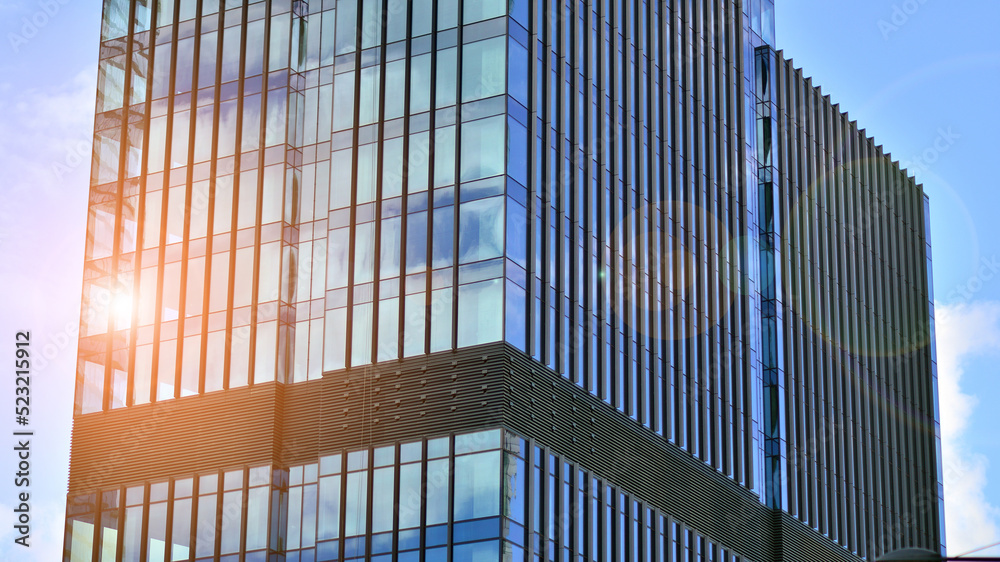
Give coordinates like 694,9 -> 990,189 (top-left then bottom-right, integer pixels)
67,0 -> 944,560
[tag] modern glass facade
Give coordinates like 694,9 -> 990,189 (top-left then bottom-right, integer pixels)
68,0 -> 944,560
66,428 -> 757,562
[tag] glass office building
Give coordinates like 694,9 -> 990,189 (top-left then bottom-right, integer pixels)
66,0 -> 944,560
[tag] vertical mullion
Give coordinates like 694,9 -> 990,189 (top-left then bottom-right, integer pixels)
221,2 -> 242,389
125,0 -> 153,410
370,0 -> 390,364
197,0 -> 218,395
101,0 -> 139,413
242,0 -> 266,387
345,0 -> 364,368
173,0 -> 209,401
422,1 -> 440,355
450,1 -> 465,352
139,484 -> 150,562
148,0 -> 181,406
163,481 -> 175,562
397,0 -> 414,360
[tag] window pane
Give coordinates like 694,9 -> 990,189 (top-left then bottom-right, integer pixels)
403,292 -> 426,358
460,116 -> 505,182
372,467 -> 395,533
463,0 -> 505,24
220,490 -> 243,554
199,31 -> 218,86
68,515 -> 96,561
384,59 -> 406,120
435,48 -> 457,108
171,498 -> 192,560
180,334 -> 201,397
409,54 -> 431,114
453,540 -> 500,561
335,0 -> 357,54
324,307 -> 347,371
345,471 -> 368,537
459,196 -> 503,264
455,451 -> 501,521
361,0 -> 382,48
383,136 -> 404,198
408,132 -> 430,193
333,72 -> 356,131
220,25 -> 242,83
357,143 -> 377,204
381,217 -> 402,276
352,302 -> 373,366
434,126 -> 456,188
507,118 -> 528,186
97,55 -> 126,112
359,65 -> 381,126
508,36 -> 528,106
148,502 -> 167,562
175,37 -> 195,94
462,37 -> 505,102
426,459 -> 450,525
458,278 -> 503,347
124,506 -> 144,560
406,212 -> 428,273
243,487 -> 268,551
437,0 -> 457,30
245,19 -> 265,76
318,475 -> 342,540
354,222 -> 375,284
378,297 -> 399,362
399,463 -> 422,529
412,0 -> 432,35
432,207 -> 454,269
429,287 -> 452,353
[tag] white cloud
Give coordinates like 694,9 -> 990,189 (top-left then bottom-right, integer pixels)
0,65 -> 95,562
0,499 -> 71,560
936,301 -> 1000,555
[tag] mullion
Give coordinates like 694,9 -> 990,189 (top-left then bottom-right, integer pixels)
396,0 -> 414,362
420,0 -> 441,356
448,2 -> 465,353
344,0 -> 364,369
148,0 -> 186,407
173,0 -> 210,402
244,0 -> 266,387
220,1 -> 245,390
126,21 -> 152,406
101,0 -> 140,413
369,0 -> 390,365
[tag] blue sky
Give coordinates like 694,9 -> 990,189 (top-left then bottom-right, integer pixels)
0,1 -> 997,559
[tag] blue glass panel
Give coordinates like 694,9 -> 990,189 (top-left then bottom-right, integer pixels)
460,115 -> 505,182
316,540 -> 339,561
452,540 -> 500,561
454,517 -> 501,543
426,524 -> 448,547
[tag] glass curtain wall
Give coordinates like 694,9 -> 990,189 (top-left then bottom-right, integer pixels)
78,0 -> 519,411
66,429 -> 752,562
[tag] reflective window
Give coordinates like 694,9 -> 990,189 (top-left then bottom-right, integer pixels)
459,196 -> 503,264
436,48 -> 457,108
462,37 -> 505,102
460,116 -> 505,182
458,279 -> 502,346
463,0 -> 506,24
